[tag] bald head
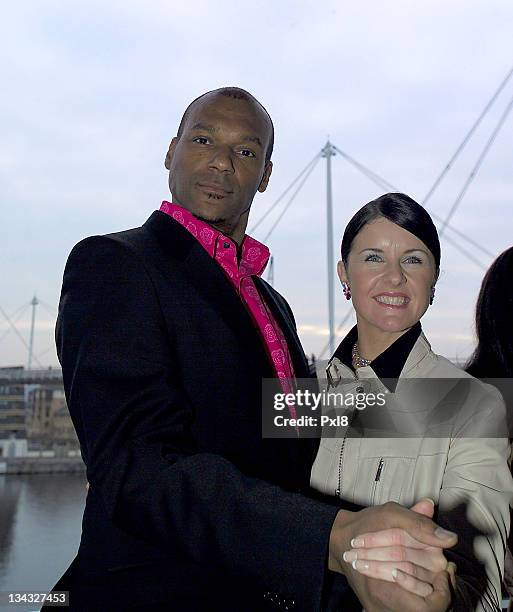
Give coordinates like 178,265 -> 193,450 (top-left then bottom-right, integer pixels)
164,86 -> 274,244
176,87 -> 274,164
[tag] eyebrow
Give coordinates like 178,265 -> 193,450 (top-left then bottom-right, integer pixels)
358,248 -> 430,256
191,122 -> 217,133
243,135 -> 263,148
190,123 -> 263,148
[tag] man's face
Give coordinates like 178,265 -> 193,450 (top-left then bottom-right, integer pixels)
165,93 -> 273,241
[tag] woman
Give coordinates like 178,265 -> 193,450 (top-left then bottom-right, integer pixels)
466,245 -> 513,379
310,193 -> 513,611
465,246 -> 513,611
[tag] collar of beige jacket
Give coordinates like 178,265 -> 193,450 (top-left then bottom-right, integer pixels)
326,331 -> 434,386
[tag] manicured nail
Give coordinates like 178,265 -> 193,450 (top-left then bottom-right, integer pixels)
393,568 -> 406,581
421,497 -> 435,506
351,537 -> 364,548
342,550 -> 356,562
447,561 -> 457,574
434,527 -> 456,540
352,560 -> 369,571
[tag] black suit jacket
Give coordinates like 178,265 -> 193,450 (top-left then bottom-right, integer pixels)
51,211 -> 352,611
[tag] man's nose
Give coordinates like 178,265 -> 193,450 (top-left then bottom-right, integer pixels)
209,146 -> 235,173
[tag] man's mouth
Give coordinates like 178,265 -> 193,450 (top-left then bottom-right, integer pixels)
374,294 -> 410,307
197,183 -> 232,199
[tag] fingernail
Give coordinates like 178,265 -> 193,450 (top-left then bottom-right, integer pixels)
351,537 -> 364,548
435,527 -> 456,540
352,560 -> 369,571
421,497 -> 435,506
392,568 -> 398,580
342,550 -> 356,562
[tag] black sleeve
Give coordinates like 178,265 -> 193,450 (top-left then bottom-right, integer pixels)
56,235 -> 340,611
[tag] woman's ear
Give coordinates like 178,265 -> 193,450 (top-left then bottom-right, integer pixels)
337,260 -> 348,285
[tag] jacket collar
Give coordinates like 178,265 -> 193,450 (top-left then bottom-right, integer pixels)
254,276 -> 311,378
159,202 -> 271,277
326,327 -> 434,391
142,210 -> 310,378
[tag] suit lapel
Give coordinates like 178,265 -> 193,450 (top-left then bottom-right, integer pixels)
143,211 -> 309,379
143,212 -> 272,371
253,276 -> 310,378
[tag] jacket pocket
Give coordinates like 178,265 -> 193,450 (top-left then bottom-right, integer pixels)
356,456 -> 415,506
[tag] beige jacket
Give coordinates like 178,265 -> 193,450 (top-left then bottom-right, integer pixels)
311,332 -> 513,611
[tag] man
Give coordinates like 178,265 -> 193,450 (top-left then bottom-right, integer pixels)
51,87 -> 455,610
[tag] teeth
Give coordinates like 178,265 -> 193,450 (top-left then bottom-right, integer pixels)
207,193 -> 224,199
376,295 -> 408,305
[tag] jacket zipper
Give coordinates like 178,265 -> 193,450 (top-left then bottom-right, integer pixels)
335,408 -> 356,498
370,458 -> 384,505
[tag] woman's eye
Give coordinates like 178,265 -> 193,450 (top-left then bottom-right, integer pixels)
403,256 -> 422,264
193,137 -> 209,145
365,254 -> 382,262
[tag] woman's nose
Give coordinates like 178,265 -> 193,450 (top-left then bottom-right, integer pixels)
384,261 -> 406,285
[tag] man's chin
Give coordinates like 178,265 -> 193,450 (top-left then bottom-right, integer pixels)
192,213 -> 226,226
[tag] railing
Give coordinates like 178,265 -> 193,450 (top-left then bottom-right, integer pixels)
0,368 -> 63,385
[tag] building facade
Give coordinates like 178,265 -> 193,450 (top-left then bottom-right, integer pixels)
0,367 -> 27,458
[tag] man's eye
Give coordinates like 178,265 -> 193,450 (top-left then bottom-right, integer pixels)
193,137 -> 209,145
239,149 -> 256,157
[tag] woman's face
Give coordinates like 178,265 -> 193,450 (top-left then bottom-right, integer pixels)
338,217 -> 437,336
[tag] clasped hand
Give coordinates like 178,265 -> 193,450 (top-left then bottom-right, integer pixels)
329,499 -> 457,612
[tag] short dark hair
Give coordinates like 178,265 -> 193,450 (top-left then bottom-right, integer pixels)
341,192 -> 441,280
176,87 -> 274,164
465,246 -> 513,377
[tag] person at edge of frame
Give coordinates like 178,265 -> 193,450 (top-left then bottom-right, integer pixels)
465,245 -> 513,611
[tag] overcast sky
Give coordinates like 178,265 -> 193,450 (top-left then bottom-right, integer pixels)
1,0 -> 512,368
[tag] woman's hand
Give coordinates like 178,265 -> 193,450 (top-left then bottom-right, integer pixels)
342,527 -> 449,587
329,499 -> 456,610
342,498 -> 456,600
343,550 -> 455,598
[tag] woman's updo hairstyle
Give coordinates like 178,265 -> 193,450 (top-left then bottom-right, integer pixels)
341,193 -> 441,281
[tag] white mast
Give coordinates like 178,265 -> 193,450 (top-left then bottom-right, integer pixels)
27,295 -> 38,370
322,141 -> 336,356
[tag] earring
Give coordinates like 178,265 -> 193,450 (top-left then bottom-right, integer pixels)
342,282 -> 351,300
429,286 -> 435,305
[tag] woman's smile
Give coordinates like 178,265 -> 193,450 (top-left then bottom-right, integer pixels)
373,293 -> 410,308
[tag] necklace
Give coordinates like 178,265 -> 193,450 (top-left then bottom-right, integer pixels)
352,342 -> 372,369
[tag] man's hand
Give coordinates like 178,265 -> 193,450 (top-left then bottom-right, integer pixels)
328,500 -> 457,611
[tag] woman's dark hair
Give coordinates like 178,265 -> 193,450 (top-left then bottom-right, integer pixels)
465,246 -> 513,378
341,193 -> 441,280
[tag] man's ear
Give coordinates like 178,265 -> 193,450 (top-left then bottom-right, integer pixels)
257,161 -> 273,193
337,260 -> 348,285
164,137 -> 178,170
